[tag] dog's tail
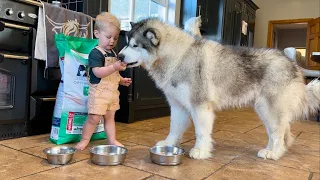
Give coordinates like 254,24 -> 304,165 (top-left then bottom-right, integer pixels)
304,78 -> 320,118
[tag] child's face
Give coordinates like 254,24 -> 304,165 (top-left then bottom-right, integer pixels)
95,25 -> 119,50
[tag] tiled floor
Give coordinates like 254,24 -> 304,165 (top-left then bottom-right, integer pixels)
0,108 -> 319,180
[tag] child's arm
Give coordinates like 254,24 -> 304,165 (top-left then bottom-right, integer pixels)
92,61 -> 127,78
92,65 -> 116,78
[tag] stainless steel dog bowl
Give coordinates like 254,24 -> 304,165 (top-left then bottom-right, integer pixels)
89,145 -> 128,166
149,146 -> 185,166
43,146 -> 76,165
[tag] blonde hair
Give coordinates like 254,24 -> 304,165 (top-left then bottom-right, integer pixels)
94,12 -> 121,31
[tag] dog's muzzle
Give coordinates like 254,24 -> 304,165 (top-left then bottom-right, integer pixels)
118,54 -> 125,62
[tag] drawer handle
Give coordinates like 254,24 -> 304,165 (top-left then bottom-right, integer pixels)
0,21 -> 30,30
0,53 -> 30,60
40,98 -> 56,101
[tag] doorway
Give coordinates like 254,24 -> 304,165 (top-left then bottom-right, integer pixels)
267,18 -> 320,70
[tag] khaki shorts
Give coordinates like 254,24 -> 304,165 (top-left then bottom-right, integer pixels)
87,83 -> 120,115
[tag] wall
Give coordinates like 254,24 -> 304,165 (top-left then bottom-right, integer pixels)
252,0 -> 320,47
277,28 -> 307,49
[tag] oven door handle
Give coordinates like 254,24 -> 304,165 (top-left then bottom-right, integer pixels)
0,53 -> 30,63
0,21 -> 31,31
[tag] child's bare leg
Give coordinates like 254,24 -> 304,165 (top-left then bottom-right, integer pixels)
75,114 -> 101,151
103,110 -> 123,147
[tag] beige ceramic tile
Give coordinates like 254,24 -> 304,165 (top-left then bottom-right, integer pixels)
312,173 -> 320,180
290,121 -> 320,133
289,138 -> 320,157
243,147 -> 320,173
0,134 -> 51,150
153,126 -> 196,141
245,125 -> 301,137
117,129 -> 191,147
145,175 -> 173,180
123,145 -> 223,180
214,130 -> 267,148
181,139 -> 251,164
19,160 -> 151,180
206,156 -> 310,180
215,108 -> 260,122
214,119 -> 262,133
117,116 -> 171,131
298,132 -> 320,142
154,125 -> 221,141
0,145 -> 58,180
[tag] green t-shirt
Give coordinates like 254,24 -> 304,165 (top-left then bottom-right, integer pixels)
88,48 -> 116,84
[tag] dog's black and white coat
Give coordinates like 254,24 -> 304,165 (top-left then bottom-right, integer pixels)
119,18 -> 320,160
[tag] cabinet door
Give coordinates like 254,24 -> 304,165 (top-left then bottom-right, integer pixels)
234,0 -> 243,12
134,67 -> 168,108
306,17 -> 320,70
82,0 -> 108,18
197,0 -> 208,28
245,5 -> 256,47
233,11 -> 243,46
204,0 -> 224,41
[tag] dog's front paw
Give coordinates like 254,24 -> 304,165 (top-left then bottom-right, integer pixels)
189,148 -> 212,159
257,149 -> 280,160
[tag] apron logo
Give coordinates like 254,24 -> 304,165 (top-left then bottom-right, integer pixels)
46,15 -> 90,37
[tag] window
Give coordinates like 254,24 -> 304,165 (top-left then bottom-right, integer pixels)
109,0 -> 169,30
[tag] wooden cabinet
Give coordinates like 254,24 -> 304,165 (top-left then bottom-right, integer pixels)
306,17 -> 320,70
180,0 -> 259,47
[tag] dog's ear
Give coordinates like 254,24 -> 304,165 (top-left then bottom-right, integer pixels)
143,28 -> 159,46
130,22 -> 135,27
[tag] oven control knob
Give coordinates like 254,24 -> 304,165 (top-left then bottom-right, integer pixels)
18,11 -> 25,19
5,8 -> 13,16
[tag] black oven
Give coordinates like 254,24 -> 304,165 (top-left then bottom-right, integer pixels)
0,53 -> 30,125
0,21 -> 32,139
0,0 -> 60,140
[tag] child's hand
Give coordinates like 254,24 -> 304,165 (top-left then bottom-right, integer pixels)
120,77 -> 132,87
113,61 -> 127,71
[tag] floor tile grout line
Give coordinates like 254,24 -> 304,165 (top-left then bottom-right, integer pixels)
140,174 -> 175,180
201,149 -> 249,180
243,124 -> 263,134
117,124 -> 171,133
15,159 -> 88,180
121,163 -> 174,180
295,131 -> 303,138
1,144 -> 48,160
202,147 -> 316,180
180,138 -> 197,145
239,149 -> 317,173
140,174 -> 155,180
308,172 -> 313,180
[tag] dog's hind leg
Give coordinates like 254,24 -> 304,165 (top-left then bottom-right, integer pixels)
156,101 -> 191,147
255,97 -> 293,160
254,98 -> 274,153
189,103 -> 214,159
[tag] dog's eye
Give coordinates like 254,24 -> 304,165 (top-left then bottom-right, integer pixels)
133,44 -> 138,48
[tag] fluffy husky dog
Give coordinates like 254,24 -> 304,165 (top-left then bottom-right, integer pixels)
118,18 -> 320,160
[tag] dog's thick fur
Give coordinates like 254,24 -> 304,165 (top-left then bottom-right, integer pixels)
119,18 -> 320,160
